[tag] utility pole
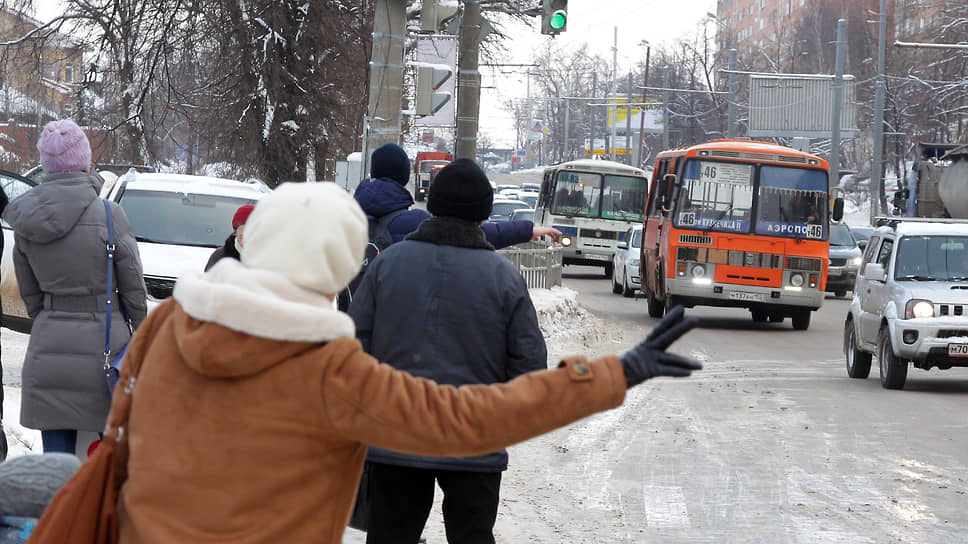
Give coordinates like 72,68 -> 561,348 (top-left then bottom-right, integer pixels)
609,27 -> 618,160
871,0 -> 888,223
590,71 -> 597,157
830,19 -> 847,189
625,72 -> 633,165
455,0 -> 481,160
727,48 -> 737,138
637,43 -> 650,168
662,69 -> 670,150
364,0 -> 406,179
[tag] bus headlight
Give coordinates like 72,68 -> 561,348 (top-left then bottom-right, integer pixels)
690,264 -> 706,278
790,273 -> 805,287
905,299 -> 934,319
560,236 -> 572,247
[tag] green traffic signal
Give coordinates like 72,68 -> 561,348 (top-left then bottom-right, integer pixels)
549,10 -> 566,30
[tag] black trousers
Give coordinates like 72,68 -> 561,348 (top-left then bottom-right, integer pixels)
364,461 -> 502,544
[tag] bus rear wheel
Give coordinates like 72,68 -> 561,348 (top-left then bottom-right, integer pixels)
792,310 -> 811,330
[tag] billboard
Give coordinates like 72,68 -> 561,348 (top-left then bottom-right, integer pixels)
414,36 -> 457,127
607,95 -> 664,134
748,75 -> 857,138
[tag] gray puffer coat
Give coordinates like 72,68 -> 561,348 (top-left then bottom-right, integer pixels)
3,171 -> 147,432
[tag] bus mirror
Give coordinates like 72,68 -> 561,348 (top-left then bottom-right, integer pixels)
663,184 -> 680,213
832,197 -> 844,222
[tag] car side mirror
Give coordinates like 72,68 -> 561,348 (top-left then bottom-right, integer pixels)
832,197 -> 844,222
617,241 -> 628,250
863,262 -> 886,282
857,240 -> 867,250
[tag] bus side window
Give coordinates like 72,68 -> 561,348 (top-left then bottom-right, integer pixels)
538,170 -> 553,209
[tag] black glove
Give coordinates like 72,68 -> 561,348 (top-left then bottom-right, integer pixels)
620,306 -> 702,388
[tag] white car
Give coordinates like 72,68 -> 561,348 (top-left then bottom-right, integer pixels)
1,170 -> 40,332
104,171 -> 270,311
488,198 -> 531,223
611,225 -> 641,298
844,218 -> 968,389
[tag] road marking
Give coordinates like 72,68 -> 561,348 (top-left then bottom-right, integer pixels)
643,485 -> 690,528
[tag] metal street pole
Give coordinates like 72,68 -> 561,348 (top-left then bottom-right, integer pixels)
610,27 -> 618,160
871,0 -> 888,223
590,71 -> 597,157
455,0 -> 481,160
830,19 -> 847,190
727,48 -> 737,138
625,72 -> 633,164
637,44 -> 650,168
363,0 -> 406,179
662,69 -> 670,150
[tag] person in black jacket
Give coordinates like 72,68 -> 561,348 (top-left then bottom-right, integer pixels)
349,159 -> 548,544
0,184 -> 7,460
353,143 -> 560,249
204,204 -> 254,272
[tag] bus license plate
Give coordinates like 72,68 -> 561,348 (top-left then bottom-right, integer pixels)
586,254 -> 610,261
728,291 -> 764,302
948,343 -> 968,357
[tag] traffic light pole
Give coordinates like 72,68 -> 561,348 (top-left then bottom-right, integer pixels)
455,0 -> 481,160
364,0 -> 406,179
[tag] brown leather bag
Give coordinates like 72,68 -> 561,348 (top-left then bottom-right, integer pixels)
26,350 -> 143,543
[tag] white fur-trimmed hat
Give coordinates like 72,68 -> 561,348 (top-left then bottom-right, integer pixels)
241,182 -> 368,296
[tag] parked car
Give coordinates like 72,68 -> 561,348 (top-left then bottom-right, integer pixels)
0,170 -> 39,332
517,193 -> 538,208
488,199 -> 531,223
844,218 -> 968,389
611,225 -> 642,298
827,222 -> 863,297
509,208 -> 534,222
104,172 -> 270,310
520,182 -> 540,192
23,163 -> 155,185
849,224 -> 875,251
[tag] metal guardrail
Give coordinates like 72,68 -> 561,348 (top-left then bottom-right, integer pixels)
498,241 -> 563,288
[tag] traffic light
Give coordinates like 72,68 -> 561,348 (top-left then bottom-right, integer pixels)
415,65 -> 453,116
541,0 -> 567,35
421,0 -> 460,34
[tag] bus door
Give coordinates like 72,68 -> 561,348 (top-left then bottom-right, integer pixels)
643,157 -> 676,295
537,168 -> 555,225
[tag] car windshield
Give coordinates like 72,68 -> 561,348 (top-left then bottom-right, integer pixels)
419,161 -> 447,173
830,223 -> 856,247
119,189 -> 257,247
675,159 -> 754,233
491,201 -> 529,218
630,229 -> 642,248
518,194 -> 538,208
895,235 -> 968,281
755,165 -> 828,240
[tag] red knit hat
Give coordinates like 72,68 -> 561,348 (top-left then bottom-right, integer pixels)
232,205 -> 255,230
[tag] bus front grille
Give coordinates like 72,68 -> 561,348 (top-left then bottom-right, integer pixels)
578,229 -> 619,240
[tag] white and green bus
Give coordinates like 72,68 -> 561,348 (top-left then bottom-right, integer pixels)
536,159 -> 651,277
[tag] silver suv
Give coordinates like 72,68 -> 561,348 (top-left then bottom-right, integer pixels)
843,218 -> 968,389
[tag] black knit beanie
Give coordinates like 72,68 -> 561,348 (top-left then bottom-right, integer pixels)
426,158 -> 493,222
370,143 -> 411,186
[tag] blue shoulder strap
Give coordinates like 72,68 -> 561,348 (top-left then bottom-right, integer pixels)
103,200 -> 116,364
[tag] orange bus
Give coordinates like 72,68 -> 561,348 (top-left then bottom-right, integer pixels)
641,140 -> 843,330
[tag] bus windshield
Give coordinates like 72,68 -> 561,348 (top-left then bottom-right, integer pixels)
755,165 -> 828,240
674,159 -> 754,233
551,171 -> 646,221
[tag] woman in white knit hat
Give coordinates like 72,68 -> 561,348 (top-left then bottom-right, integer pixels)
115,181 -> 700,543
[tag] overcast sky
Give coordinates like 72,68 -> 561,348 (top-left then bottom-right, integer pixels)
476,0 -> 718,148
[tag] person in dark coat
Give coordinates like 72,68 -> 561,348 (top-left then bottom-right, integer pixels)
0,185 -> 7,461
2,119 -> 147,454
353,143 -> 560,250
205,204 -> 254,271
349,159 -> 549,544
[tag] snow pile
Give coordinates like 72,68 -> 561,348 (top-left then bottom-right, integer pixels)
529,286 -> 610,366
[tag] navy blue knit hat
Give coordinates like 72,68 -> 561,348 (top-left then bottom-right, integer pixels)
370,143 -> 410,186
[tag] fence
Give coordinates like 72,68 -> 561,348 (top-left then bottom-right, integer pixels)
498,241 -> 562,288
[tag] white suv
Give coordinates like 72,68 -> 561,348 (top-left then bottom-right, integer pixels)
843,218 -> 968,389
105,172 -> 270,310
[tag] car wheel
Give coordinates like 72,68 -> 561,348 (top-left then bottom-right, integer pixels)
792,310 -> 811,330
835,289 -> 847,298
878,326 -> 908,389
751,308 -> 768,323
844,319 -> 872,379
768,314 -> 784,323
604,262 -> 614,279
621,270 -> 634,298
646,285 -> 664,318
611,264 -> 622,294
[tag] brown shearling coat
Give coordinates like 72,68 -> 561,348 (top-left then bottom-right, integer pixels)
117,298 -> 627,543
